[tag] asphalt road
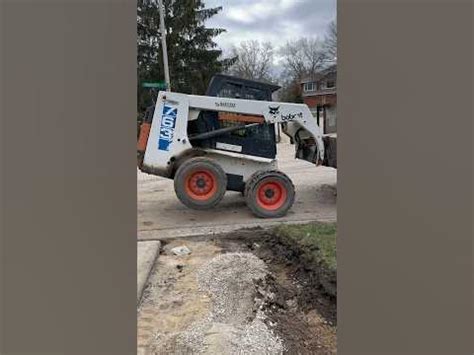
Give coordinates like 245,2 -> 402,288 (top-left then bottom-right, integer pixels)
137,142 -> 337,240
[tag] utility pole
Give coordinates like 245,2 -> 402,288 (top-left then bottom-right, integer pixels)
158,0 -> 171,91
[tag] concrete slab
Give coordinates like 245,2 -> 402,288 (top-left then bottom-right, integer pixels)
137,240 -> 161,304
138,142 -> 337,240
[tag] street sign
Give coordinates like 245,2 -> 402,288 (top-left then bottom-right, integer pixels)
142,82 -> 168,90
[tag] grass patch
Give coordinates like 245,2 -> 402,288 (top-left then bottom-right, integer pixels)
273,222 -> 337,272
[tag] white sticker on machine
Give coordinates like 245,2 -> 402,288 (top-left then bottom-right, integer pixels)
216,142 -> 243,153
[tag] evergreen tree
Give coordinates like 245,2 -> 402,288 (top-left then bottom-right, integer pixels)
137,0 -> 234,113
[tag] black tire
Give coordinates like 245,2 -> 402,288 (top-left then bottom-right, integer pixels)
174,157 -> 227,210
244,170 -> 295,218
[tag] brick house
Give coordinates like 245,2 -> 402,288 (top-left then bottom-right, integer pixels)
301,65 -> 337,134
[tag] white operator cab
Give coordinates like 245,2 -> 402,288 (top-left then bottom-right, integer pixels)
137,84 -> 328,218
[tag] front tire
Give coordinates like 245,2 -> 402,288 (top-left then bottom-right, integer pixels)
174,157 -> 227,210
244,170 -> 295,218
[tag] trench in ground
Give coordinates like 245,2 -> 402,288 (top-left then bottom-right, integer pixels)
137,228 -> 336,354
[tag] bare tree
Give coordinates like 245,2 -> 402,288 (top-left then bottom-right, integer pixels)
277,19 -> 337,103
279,37 -> 326,81
323,19 -> 337,61
228,40 -> 274,81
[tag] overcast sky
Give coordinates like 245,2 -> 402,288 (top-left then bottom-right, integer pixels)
204,0 -> 336,57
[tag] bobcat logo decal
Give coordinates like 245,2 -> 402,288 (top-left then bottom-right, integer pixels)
268,105 -> 280,116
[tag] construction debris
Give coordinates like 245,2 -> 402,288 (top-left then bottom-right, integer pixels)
171,245 -> 191,256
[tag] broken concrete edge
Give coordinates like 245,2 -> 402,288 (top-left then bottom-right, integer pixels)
138,217 -> 336,241
137,240 -> 161,306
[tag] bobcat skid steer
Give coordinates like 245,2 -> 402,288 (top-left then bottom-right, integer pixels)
137,74 -> 336,218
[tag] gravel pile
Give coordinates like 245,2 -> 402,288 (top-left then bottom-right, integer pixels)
149,252 -> 283,354
233,316 -> 283,355
185,252 -> 283,354
197,252 -> 268,324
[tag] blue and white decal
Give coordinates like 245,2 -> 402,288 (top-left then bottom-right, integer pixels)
158,104 -> 178,151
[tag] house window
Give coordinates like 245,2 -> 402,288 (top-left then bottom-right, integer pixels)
303,82 -> 316,92
326,80 -> 335,89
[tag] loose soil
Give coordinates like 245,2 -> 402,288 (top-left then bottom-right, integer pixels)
138,228 -> 336,354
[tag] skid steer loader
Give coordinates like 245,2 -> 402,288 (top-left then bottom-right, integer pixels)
137,74 -> 336,218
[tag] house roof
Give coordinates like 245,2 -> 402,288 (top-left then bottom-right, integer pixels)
301,64 -> 337,84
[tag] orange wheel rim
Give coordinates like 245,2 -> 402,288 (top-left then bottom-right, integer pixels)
185,170 -> 217,201
256,179 -> 287,211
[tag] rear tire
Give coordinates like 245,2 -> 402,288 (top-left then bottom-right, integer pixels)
174,157 -> 227,210
244,170 -> 295,218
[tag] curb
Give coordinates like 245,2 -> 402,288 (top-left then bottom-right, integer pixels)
137,240 -> 161,305
138,216 -> 337,240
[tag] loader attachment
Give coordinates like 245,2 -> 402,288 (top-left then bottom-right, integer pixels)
282,122 -> 337,168
322,134 -> 337,168
293,134 -> 337,168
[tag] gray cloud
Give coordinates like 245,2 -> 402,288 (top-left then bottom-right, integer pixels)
204,0 -> 336,52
